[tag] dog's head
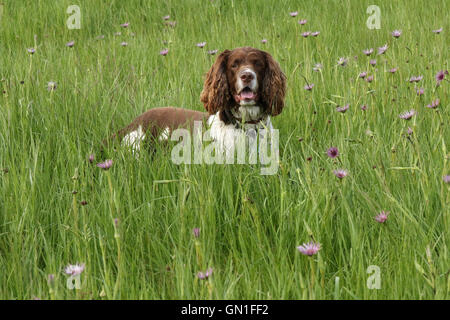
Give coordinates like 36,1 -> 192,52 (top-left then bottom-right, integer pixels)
200,47 -> 286,123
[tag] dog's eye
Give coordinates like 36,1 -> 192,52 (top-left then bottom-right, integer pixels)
231,60 -> 240,68
253,60 -> 263,67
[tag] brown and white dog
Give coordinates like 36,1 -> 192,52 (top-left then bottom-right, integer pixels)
109,47 -> 286,155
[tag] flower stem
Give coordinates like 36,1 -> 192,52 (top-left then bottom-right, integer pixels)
309,257 -> 316,299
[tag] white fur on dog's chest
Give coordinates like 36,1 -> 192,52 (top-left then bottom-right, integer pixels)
207,110 -> 273,152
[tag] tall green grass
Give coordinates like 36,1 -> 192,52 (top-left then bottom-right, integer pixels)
0,0 -> 448,299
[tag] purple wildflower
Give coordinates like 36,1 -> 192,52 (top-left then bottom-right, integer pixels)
378,44 -> 388,55
333,169 -> 348,179
311,31 -> 320,37
391,30 -> 402,38
261,39 -> 267,44
359,71 -> 367,79
197,271 -> 205,279
196,42 -> 206,48
407,127 -> 413,135
374,211 -> 389,223
289,11 -> 298,17
336,104 -> 349,113
301,31 -> 311,38
409,75 -> 423,83
207,49 -> 218,55
193,228 -> 200,238
159,49 -> 169,56
399,109 -> 416,120
416,88 -> 424,96
425,99 -> 440,109
435,70 -> 448,84
313,63 -> 323,72
297,241 -> 321,256
120,41 -> 128,47
389,67 -> 398,73
363,48 -> 374,56
165,21 -> 176,28
304,83 -> 314,91
432,27 -> 443,34
365,75 -> 374,83
64,263 -> 85,276
337,57 -> 348,66
198,268 -> 213,280
27,48 -> 36,54
327,147 -> 339,158
66,41 -> 75,47
370,59 -> 377,66
120,22 -> 130,28
298,19 -> 307,25
88,154 -> 95,163
96,159 -> 113,170
163,15 -> 170,20
443,175 -> 450,183
361,105 -> 368,111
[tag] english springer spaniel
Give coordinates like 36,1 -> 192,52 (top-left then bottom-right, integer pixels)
109,47 -> 286,156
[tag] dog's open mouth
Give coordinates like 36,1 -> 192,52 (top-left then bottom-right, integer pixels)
235,87 -> 257,103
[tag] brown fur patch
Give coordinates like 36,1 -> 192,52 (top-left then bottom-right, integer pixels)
104,107 -> 207,149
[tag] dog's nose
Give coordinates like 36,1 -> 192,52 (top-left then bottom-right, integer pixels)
240,71 -> 254,83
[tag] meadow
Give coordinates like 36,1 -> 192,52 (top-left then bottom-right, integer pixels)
0,0 -> 448,300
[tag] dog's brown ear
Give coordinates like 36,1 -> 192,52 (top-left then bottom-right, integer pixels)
200,50 -> 232,114
261,51 -> 287,116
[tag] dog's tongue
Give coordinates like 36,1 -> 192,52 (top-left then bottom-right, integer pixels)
240,89 -> 256,100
